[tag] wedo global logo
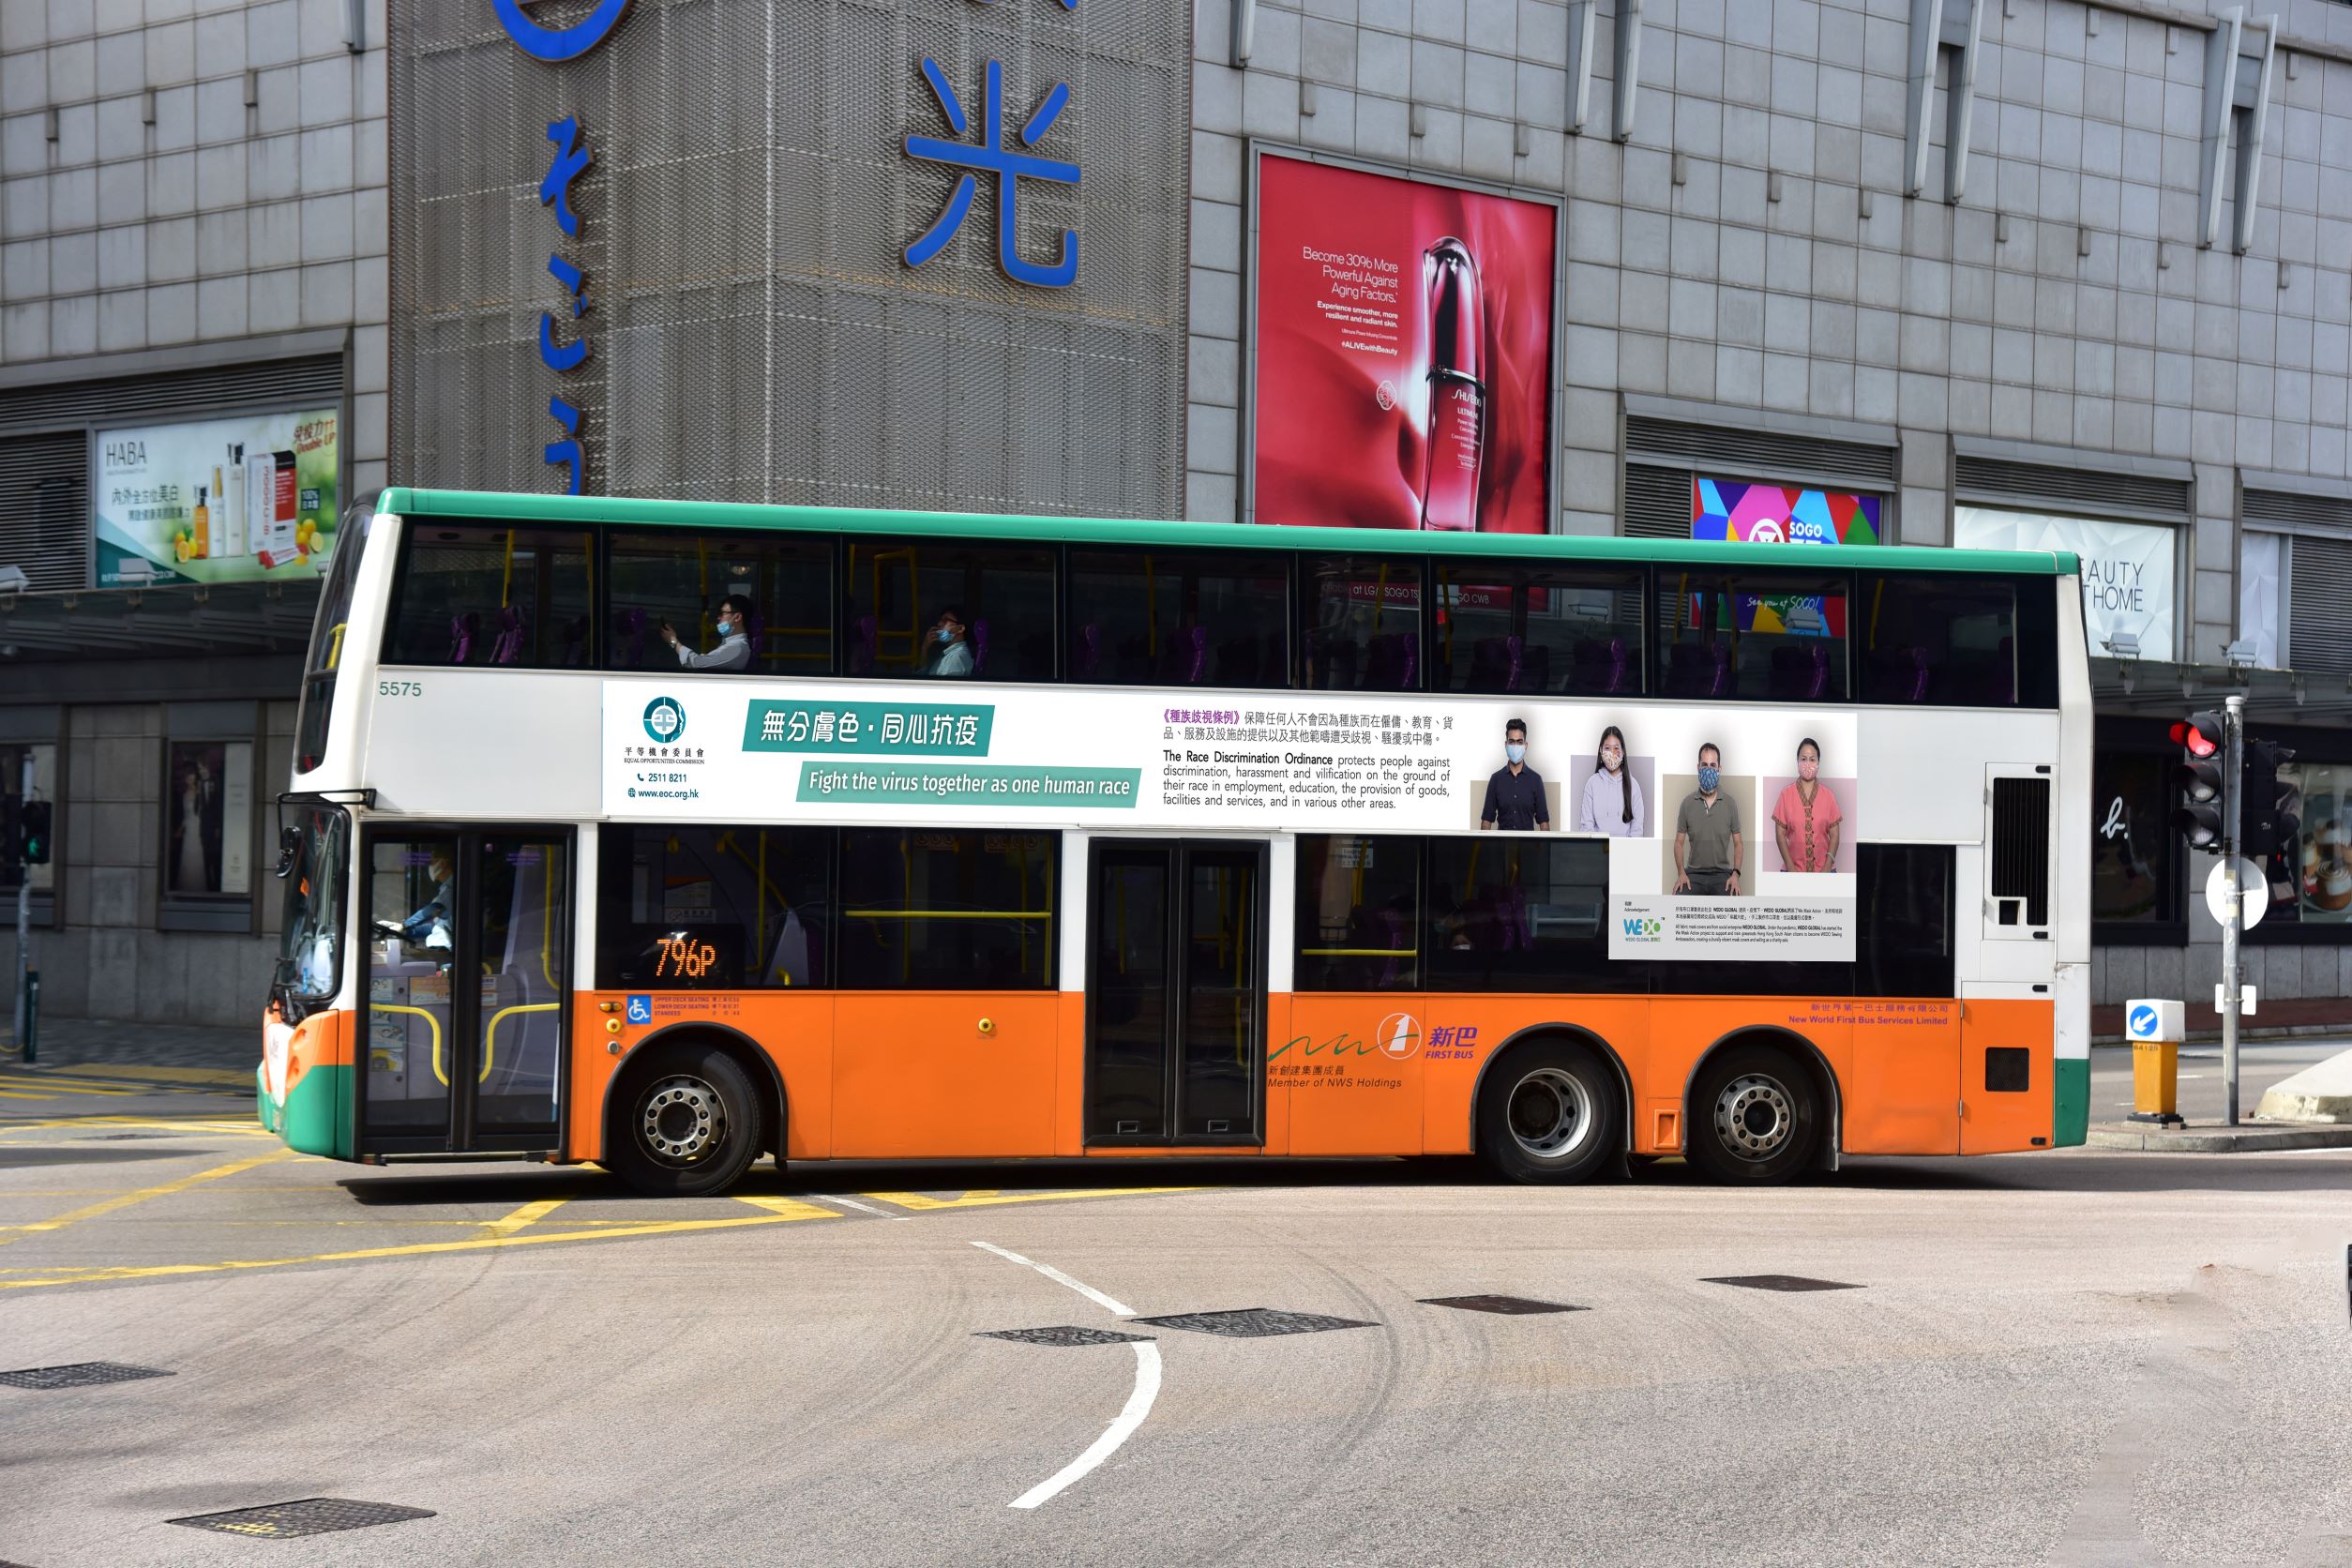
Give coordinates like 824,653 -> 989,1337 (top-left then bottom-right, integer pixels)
491,0 -> 632,61
642,696 -> 686,745
1621,916 -> 1664,938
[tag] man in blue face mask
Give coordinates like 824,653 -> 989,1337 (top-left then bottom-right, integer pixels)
927,605 -> 974,678
660,594 -> 753,672
1674,741 -> 1743,896
1479,717 -> 1550,831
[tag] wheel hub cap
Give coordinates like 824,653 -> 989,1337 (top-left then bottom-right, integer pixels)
1715,1074 -> 1793,1161
640,1076 -> 724,1165
1505,1068 -> 1594,1160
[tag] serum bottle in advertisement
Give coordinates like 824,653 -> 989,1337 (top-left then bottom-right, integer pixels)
221,444 -> 247,558
191,486 -> 210,560
1418,235 -> 1486,533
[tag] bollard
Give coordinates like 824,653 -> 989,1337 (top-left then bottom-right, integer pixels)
2123,998 -> 2183,1127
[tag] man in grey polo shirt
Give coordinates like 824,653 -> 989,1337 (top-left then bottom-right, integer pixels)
1673,741 -> 1743,896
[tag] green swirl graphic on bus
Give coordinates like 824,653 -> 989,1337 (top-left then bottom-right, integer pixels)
642,695 -> 686,745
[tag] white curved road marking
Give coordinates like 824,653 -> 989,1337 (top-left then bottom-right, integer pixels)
972,1239 -> 1159,1509
972,1239 -> 1138,1317
1009,1341 -> 1162,1511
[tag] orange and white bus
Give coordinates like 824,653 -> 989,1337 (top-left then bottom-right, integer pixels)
263,489 -> 2091,1194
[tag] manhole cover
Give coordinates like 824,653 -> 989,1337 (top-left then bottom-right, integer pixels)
169,1499 -> 436,1539
1420,1294 -> 1587,1315
0,1362 -> 173,1390
976,1325 -> 1154,1347
1133,1308 -> 1377,1337
1703,1274 -> 1862,1292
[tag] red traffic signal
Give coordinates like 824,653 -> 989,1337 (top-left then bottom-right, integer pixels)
2172,711 -> 2228,853
2168,712 -> 2224,759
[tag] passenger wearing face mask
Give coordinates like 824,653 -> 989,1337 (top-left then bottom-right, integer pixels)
660,594 -> 754,672
1673,741 -> 1743,896
927,605 -> 974,678
1479,717 -> 1551,832
1772,735 -> 1844,872
1576,723 -> 1647,836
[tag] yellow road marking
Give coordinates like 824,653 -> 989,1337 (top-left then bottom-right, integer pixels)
733,1195 -> 840,1219
0,1089 -> 61,1100
480,1198 -> 568,1237
39,1065 -> 252,1086
0,1074 -> 155,1095
0,1116 -> 274,1137
0,1150 -> 294,1244
865,1186 -> 1199,1212
0,1204 -> 839,1291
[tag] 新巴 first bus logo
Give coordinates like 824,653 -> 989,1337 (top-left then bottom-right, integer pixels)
642,696 -> 686,745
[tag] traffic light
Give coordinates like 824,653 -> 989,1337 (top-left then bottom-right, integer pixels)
0,795 -> 18,866
2171,711 -> 2227,853
2240,740 -> 2298,861
18,800 -> 48,866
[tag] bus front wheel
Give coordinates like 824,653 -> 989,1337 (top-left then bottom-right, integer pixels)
609,1042 -> 764,1198
1686,1046 -> 1822,1185
1475,1041 -> 1621,1184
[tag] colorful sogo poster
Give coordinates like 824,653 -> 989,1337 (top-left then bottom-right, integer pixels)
600,685 -> 1858,962
1952,505 -> 2174,661
1250,153 -> 1555,535
1692,478 -> 1882,547
94,410 -> 340,587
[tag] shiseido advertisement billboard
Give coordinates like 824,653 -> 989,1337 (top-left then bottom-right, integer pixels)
1248,153 -> 1557,534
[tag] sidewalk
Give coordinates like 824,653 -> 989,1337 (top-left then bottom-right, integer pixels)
2088,1119 -> 2352,1153
4,1018 -> 256,1074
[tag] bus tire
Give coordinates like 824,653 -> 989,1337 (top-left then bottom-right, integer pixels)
1686,1045 -> 1821,1185
1475,1040 -> 1621,1184
609,1042 -> 764,1198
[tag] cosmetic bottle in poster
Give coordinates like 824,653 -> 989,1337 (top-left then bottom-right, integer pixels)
1419,235 -> 1486,532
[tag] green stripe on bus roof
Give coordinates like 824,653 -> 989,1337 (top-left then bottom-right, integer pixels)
375,488 -> 2077,577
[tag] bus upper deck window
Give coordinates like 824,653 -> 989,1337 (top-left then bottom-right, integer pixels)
844,540 -> 1055,683
1300,555 -> 1425,692
383,523 -> 594,669
1657,568 -> 1849,703
1432,563 -> 1643,699
607,531 -> 835,677
1859,575 -> 2020,706
1068,549 -> 1289,688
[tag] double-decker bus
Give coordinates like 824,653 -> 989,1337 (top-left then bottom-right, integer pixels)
262,489 -> 2091,1195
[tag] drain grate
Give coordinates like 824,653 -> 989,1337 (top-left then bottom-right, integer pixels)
1133,1307 -> 1377,1337
169,1499 -> 436,1539
1703,1274 -> 1862,1292
0,1362 -> 173,1390
976,1325 -> 1154,1348
1421,1294 -> 1587,1315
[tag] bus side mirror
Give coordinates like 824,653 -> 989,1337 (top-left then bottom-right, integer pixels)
276,825 -> 304,879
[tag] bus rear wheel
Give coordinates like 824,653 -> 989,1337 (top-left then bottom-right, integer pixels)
609,1042 -> 763,1198
1476,1041 -> 1621,1184
1686,1046 -> 1821,1185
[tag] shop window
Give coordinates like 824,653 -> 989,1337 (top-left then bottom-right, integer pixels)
1300,555 -> 1424,691
606,531 -> 833,676
2278,761 -> 2352,929
384,523 -> 595,668
1656,566 -> 1849,702
1425,837 -> 1611,992
837,829 -> 1055,988
1295,834 -> 1420,991
160,735 -> 255,931
843,539 -> 1055,683
1857,575 -> 2020,706
1433,563 -> 1644,698
596,824 -> 834,988
1066,548 -> 1289,688
2090,750 -> 2179,927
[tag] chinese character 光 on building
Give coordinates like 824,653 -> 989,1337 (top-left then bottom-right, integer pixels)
904,57 -> 1078,288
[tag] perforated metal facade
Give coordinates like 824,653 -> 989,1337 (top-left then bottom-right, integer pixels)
388,0 -> 1189,516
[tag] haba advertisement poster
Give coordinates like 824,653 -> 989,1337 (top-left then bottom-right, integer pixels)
600,685 -> 1858,961
94,410 -> 340,587
1250,154 -> 1555,534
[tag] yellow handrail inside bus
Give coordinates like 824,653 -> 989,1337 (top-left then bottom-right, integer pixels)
500,529 -> 516,606
373,1003 -> 445,1085
482,1003 -> 560,1085
844,910 -> 1055,919
325,622 -> 347,670
1299,947 -> 1415,957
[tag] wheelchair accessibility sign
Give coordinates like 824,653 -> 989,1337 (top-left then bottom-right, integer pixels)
626,994 -> 654,1025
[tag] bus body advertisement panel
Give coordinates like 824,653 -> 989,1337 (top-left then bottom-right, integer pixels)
600,681 -> 1861,961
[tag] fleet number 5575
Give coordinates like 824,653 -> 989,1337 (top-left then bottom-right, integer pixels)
377,680 -> 425,698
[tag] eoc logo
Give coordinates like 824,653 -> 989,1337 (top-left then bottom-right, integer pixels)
642,695 -> 686,744
1376,1013 -> 1421,1060
491,0 -> 632,61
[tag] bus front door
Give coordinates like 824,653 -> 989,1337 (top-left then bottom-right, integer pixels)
358,829 -> 571,1157
1084,840 -> 1268,1147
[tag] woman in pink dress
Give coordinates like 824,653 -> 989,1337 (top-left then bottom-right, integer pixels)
1772,737 -> 1843,873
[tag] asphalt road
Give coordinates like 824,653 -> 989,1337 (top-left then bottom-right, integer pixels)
2,1062 -> 2348,1568
2089,1037 -> 2347,1122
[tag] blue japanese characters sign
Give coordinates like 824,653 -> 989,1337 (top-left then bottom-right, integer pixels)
490,0 -> 631,61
